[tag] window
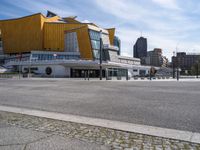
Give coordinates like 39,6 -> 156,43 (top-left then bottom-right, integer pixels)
91,40 -> 100,50
93,49 -> 100,59
102,33 -> 110,45
89,30 -> 101,59
89,30 -> 100,41
65,32 -> 79,52
89,30 -> 110,60
46,67 -> 52,75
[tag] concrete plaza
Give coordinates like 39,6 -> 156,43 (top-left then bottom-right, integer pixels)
0,78 -> 200,133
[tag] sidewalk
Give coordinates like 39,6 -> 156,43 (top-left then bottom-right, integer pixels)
0,111 -> 199,150
0,118 -> 109,150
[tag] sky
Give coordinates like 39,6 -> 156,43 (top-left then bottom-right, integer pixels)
0,0 -> 200,60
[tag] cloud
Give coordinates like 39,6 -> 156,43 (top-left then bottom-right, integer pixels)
1,0 -> 200,60
152,0 -> 180,9
82,20 -> 91,23
94,0 -> 200,60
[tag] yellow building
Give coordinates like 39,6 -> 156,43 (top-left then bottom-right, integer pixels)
1,11 -> 144,78
0,11 -> 119,60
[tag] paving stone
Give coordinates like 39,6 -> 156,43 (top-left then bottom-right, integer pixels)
26,135 -> 109,150
0,126 -> 49,146
0,111 -> 200,149
0,145 -> 25,150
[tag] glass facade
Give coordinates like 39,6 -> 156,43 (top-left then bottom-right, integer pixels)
89,30 -> 110,60
114,36 -> 121,55
31,53 -> 79,61
89,30 -> 101,59
65,32 -> 79,52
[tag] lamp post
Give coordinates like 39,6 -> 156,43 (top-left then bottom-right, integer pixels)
176,43 -> 179,81
176,57 -> 180,81
28,54 -> 32,78
176,67 -> 179,81
149,67 -> 152,81
196,61 -> 199,79
18,53 -> 22,79
53,53 -> 57,78
172,51 -> 175,79
99,30 -> 103,80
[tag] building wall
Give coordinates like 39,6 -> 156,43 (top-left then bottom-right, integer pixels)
0,13 -> 116,61
172,52 -> 200,73
107,28 -> 115,45
44,23 -> 93,60
0,14 -> 44,54
0,29 -> 3,54
22,65 -> 71,77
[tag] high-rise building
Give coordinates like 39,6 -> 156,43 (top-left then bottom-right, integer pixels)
144,48 -> 168,67
133,37 -> 147,58
172,52 -> 200,74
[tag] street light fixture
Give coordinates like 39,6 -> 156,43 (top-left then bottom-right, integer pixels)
99,30 -> 103,80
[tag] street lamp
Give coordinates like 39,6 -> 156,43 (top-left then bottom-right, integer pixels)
196,61 -> 199,79
99,30 -> 103,80
53,53 -> 57,78
149,67 -> 152,81
176,43 -> 179,81
176,58 -> 179,81
172,51 -> 175,79
28,54 -> 32,78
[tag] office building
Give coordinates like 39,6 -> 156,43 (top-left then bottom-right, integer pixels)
172,52 -> 200,74
133,37 -> 147,59
144,48 -> 168,67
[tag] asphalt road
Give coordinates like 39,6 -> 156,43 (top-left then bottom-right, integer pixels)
0,79 -> 200,132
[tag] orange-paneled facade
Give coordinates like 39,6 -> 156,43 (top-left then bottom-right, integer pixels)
0,13 -> 117,60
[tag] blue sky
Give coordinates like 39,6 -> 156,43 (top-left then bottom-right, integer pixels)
0,0 -> 200,60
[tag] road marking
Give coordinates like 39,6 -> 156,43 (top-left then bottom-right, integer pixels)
0,105 -> 199,144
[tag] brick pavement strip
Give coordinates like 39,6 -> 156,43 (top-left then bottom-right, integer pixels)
0,111 -> 200,150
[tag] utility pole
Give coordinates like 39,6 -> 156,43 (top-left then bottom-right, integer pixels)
196,61 -> 199,79
99,30 -> 103,80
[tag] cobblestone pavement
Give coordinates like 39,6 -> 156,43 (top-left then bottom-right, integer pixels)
0,111 -> 200,150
